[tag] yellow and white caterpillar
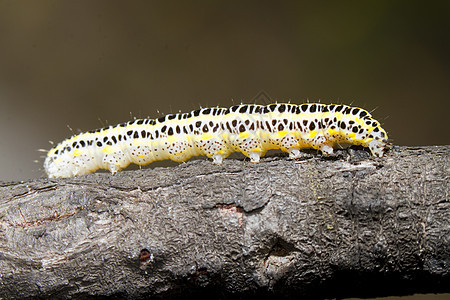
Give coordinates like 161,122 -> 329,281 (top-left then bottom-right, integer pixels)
44,103 -> 389,178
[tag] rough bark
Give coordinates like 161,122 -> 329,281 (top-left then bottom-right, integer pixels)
0,145 -> 448,299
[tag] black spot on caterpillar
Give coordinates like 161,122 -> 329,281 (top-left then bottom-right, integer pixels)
44,103 -> 389,178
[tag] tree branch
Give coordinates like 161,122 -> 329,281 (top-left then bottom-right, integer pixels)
0,146 -> 448,299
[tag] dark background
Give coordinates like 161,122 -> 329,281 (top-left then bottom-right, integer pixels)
1,0 -> 449,181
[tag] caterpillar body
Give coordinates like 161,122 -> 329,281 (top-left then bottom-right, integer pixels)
44,103 -> 389,178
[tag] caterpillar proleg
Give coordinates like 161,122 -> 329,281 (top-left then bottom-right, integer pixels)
44,103 -> 389,178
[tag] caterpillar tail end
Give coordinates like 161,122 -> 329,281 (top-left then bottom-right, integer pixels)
368,140 -> 388,157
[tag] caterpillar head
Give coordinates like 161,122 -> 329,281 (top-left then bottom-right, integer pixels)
44,141 -> 87,178
44,150 -> 73,178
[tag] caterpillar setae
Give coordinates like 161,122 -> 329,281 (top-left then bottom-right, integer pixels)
44,103 -> 389,178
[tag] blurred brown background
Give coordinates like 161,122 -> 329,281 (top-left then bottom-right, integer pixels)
0,0 -> 449,181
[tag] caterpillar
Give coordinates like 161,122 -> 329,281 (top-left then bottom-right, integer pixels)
44,103 -> 389,178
